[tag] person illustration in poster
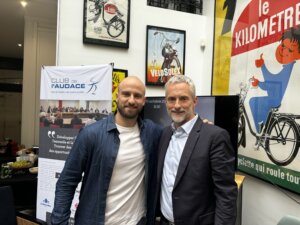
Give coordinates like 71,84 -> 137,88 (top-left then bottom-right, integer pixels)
249,26 -> 300,133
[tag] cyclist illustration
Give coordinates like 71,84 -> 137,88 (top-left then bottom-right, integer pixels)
250,27 -> 300,133
88,0 -> 125,38
238,78 -> 300,166
153,31 -> 182,84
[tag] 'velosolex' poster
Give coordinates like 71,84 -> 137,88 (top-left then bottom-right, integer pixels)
37,64 -> 112,223
214,0 -> 300,193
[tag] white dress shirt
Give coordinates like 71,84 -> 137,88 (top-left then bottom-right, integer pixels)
160,115 -> 198,222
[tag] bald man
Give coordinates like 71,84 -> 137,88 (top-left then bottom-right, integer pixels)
51,76 -> 162,225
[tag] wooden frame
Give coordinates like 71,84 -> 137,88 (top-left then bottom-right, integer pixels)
83,0 -> 130,48
145,25 -> 186,86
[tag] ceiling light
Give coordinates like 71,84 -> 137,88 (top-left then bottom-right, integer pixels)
20,1 -> 28,7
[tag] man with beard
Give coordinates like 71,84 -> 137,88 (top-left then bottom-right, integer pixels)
51,76 -> 162,225
153,75 -> 237,225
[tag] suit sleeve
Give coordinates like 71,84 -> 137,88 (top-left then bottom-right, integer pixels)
210,129 -> 238,225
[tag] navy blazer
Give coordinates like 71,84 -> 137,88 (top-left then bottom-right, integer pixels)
154,117 -> 237,225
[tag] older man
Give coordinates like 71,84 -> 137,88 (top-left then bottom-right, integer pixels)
154,75 -> 237,225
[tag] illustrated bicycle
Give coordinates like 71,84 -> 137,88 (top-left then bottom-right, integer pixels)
238,78 -> 300,166
153,31 -> 182,84
89,0 -> 125,38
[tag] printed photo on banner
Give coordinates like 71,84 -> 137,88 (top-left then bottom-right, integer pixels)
39,100 -> 111,129
112,69 -> 128,112
83,0 -> 130,48
145,25 -> 185,86
213,0 -> 300,194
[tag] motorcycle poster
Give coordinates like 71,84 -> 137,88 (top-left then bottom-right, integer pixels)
213,0 -> 300,194
83,0 -> 130,48
145,25 -> 186,86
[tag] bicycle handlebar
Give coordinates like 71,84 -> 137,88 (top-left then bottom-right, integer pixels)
153,31 -> 179,43
154,31 -> 180,50
89,0 -> 108,4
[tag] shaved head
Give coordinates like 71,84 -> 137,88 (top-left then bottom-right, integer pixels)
118,76 -> 145,96
115,76 -> 146,127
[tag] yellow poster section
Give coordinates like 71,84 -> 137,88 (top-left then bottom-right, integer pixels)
212,0 -> 233,95
112,70 -> 127,112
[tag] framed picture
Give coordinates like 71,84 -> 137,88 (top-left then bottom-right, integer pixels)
83,0 -> 130,48
112,68 -> 128,112
146,25 -> 186,86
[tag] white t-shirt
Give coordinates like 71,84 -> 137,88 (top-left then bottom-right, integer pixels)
105,123 -> 146,225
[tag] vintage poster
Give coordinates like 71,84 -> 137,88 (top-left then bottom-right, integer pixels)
37,64 -> 112,223
112,69 -> 128,112
214,0 -> 300,193
212,0 -> 236,95
145,25 -> 185,86
83,0 -> 130,48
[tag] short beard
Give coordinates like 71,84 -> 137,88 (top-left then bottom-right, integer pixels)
167,109 -> 188,127
117,105 -> 141,119
170,114 -> 186,126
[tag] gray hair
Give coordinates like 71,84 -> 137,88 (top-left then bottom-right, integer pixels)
165,75 -> 196,97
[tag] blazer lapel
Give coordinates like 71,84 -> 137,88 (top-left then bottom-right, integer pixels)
174,117 -> 203,188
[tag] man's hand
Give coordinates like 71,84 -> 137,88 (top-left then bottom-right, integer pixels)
255,53 -> 264,68
202,118 -> 213,125
251,76 -> 259,88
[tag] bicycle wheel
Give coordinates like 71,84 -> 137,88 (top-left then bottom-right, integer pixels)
237,114 -> 245,148
265,117 -> 300,166
107,20 -> 124,38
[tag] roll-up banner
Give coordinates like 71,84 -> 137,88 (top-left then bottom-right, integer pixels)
37,64 -> 112,223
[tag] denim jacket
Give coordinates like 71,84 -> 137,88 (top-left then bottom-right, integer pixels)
51,114 -> 162,225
